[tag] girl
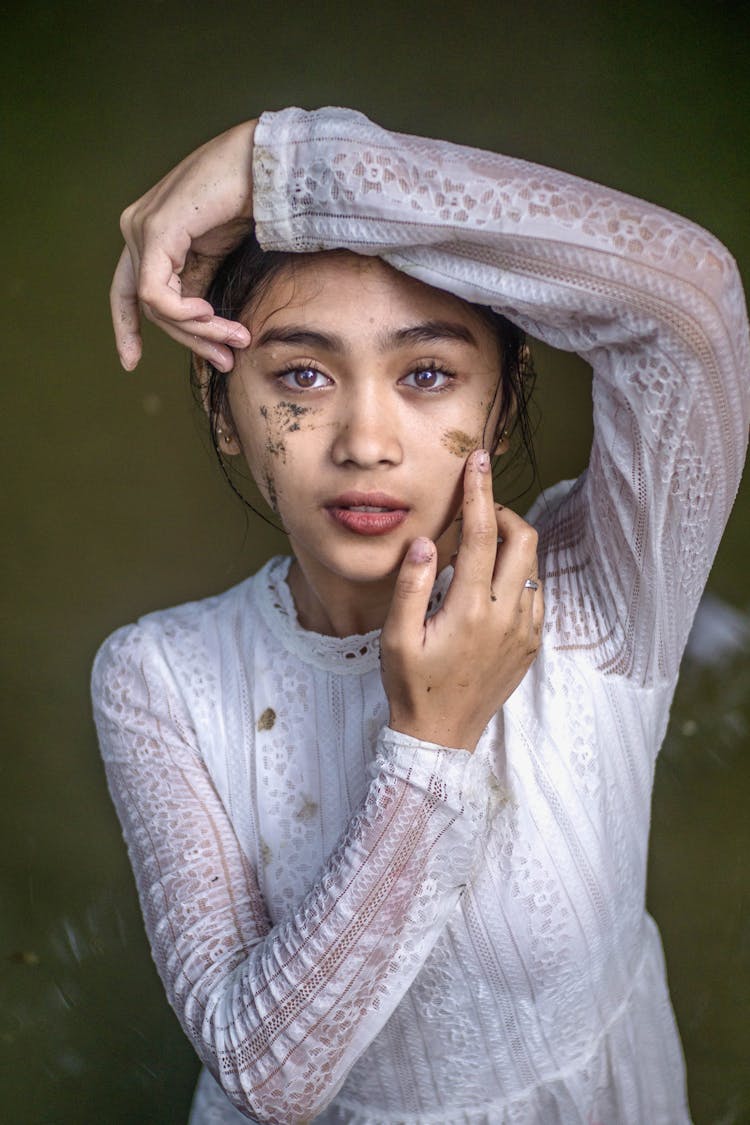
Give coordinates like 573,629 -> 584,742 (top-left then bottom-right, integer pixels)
94,108 -> 749,1124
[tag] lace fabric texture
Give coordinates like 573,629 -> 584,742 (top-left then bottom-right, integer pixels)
93,108 -> 749,1124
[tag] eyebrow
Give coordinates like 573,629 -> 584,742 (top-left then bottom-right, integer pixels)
253,319 -> 479,352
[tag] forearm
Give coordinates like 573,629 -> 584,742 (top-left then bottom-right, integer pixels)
253,105 -> 743,316
196,733 -> 489,1120
252,106 -> 746,464
94,627 -> 495,1122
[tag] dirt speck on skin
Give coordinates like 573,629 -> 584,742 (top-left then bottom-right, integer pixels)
265,437 -> 287,461
276,401 -> 309,419
263,468 -> 279,513
273,401 -> 315,434
261,402 -> 313,459
442,429 -> 479,457
257,707 -> 277,731
295,795 -> 319,822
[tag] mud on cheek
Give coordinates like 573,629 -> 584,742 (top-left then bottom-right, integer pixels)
273,400 -> 312,431
258,457 -> 280,514
260,401 -> 321,463
441,428 -> 481,457
255,401 -> 325,519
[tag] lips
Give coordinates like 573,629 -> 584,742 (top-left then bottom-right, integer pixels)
325,492 -> 410,536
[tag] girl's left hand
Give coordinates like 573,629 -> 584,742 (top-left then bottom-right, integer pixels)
381,449 -> 544,753
110,120 -> 258,372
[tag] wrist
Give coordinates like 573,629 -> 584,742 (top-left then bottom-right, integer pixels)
387,713 -> 478,754
220,119 -> 257,220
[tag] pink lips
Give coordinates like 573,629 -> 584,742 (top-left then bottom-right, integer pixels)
325,492 -> 410,536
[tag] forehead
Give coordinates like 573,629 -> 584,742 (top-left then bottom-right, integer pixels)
247,251 -> 496,344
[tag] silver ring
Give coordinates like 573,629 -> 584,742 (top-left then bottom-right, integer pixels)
523,578 -> 539,591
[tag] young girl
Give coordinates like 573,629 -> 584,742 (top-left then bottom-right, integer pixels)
94,108 -> 749,1124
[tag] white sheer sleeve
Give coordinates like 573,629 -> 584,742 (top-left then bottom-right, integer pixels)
91,621 -> 495,1124
253,107 -> 750,685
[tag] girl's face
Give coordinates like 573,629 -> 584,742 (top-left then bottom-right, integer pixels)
222,252 -> 505,619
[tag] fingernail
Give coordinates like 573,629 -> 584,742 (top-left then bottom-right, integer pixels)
407,537 -> 433,564
474,449 -> 490,473
211,352 -> 232,373
118,351 -> 137,372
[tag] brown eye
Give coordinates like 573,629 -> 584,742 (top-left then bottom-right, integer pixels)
294,369 -> 319,388
401,367 -> 452,391
279,367 -> 330,390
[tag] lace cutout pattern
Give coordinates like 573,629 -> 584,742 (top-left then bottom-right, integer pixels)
94,107 -> 748,1124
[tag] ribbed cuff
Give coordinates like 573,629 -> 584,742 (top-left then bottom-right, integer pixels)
252,108 -> 292,245
372,725 -> 499,831
252,106 -> 381,252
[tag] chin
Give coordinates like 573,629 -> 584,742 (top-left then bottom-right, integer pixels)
291,533 -> 408,586
332,545 -> 406,584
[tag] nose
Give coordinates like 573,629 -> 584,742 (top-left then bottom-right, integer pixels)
330,384 -> 403,469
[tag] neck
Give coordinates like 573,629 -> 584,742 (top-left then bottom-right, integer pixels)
287,559 -> 396,636
287,525 -> 459,638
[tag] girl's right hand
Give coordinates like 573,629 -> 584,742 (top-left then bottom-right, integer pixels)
111,120 -> 258,372
380,449 -> 543,753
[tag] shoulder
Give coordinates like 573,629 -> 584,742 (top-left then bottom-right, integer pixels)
523,478 -> 578,532
91,562 -> 278,719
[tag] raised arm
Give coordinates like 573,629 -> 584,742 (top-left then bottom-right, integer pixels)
250,107 -> 749,685
113,107 -> 749,685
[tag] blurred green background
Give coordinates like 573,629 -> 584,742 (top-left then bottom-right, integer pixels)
2,1 -> 748,1122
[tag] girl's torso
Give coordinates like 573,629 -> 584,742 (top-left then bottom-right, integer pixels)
175,552 -> 689,1124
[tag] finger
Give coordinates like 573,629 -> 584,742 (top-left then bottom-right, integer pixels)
138,313 -> 240,373
137,243 -> 216,323
530,578 -> 544,636
110,247 -> 143,370
517,552 -> 540,597
381,538 -> 438,649
180,237 -> 246,299
147,306 -> 251,348
449,449 -> 498,593
524,578 -> 544,658
491,507 -> 539,596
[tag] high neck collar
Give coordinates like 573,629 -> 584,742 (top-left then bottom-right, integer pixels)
255,555 -> 454,675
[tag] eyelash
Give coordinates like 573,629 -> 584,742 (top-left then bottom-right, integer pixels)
275,361 -> 457,394
399,362 -> 456,393
276,363 -> 332,391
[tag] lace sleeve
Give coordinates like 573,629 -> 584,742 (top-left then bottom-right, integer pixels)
91,622 -> 494,1124
253,106 -> 750,685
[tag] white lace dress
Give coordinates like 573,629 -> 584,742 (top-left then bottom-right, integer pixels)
91,108 -> 749,1124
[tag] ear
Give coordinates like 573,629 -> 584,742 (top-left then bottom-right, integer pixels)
193,354 -> 242,456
